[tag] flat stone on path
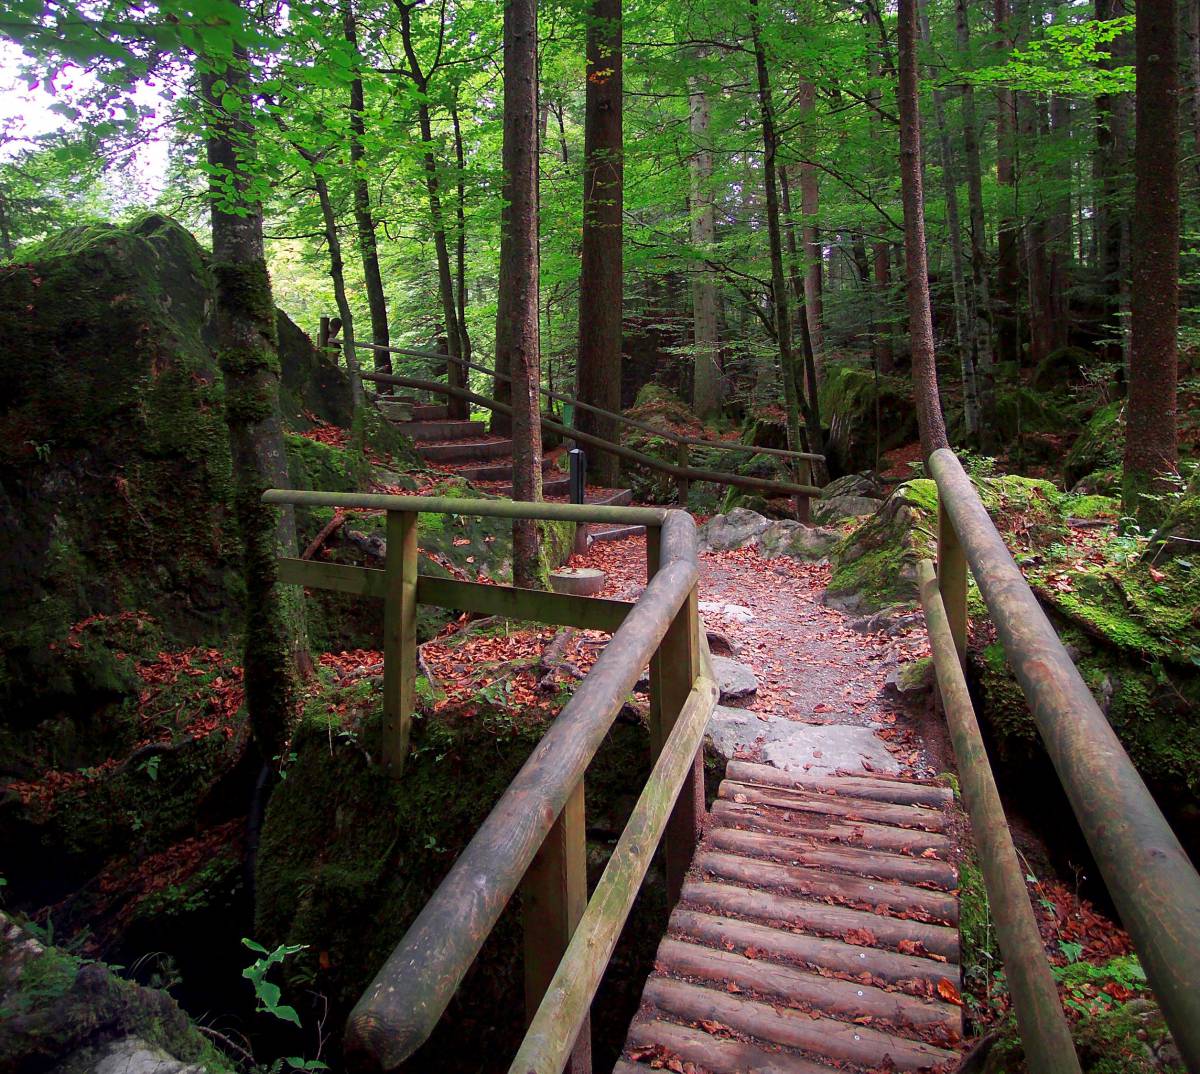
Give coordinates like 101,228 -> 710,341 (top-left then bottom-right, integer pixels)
698,600 -> 754,624
711,656 -> 759,702
707,705 -> 900,776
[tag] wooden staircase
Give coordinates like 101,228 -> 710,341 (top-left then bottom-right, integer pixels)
375,395 -> 637,521
616,760 -> 964,1074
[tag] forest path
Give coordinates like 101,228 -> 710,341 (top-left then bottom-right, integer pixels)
572,531 -> 948,783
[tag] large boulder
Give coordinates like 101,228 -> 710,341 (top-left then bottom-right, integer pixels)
818,363 -> 917,475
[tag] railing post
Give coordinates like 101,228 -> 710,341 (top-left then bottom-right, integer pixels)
521,778 -> 591,1074
382,509 -> 418,773
569,448 -> 589,556
676,443 -> 690,506
649,584 -> 702,907
937,497 -> 968,665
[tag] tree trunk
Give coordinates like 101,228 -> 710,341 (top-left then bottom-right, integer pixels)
797,81 -> 824,363
956,0 -> 996,445
750,0 -> 807,473
576,0 -> 623,486
312,168 -> 365,409
497,0 -> 543,584
450,95 -> 473,365
397,6 -> 468,422
897,0 -> 950,457
1191,0 -> 1200,183
781,168 -> 822,441
993,0 -> 1021,366
1047,92 -> 1072,352
920,0 -> 978,441
1020,91 -> 1054,368
689,63 -> 722,418
201,60 -> 309,766
1123,0 -> 1179,519
342,0 -> 390,386
872,241 -> 895,373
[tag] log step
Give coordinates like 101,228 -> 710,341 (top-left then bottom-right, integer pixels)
411,403 -> 449,420
393,419 -> 487,441
589,524 -> 646,542
416,437 -> 514,463
451,455 -> 557,481
709,798 -> 954,856
617,766 -> 964,1073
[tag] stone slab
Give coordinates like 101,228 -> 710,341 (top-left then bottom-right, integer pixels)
711,656 -> 759,702
706,706 -> 899,776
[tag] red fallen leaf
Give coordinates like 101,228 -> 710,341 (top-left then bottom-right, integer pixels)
319,950 -> 332,970
726,981 -> 742,993
744,945 -> 759,959
897,939 -> 927,956
843,927 -> 876,946
937,977 -> 963,1006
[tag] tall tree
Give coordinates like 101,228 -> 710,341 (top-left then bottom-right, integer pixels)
497,0 -> 543,585
993,0 -> 1022,366
201,50 -> 309,768
796,79 -> 825,361
689,57 -> 722,418
897,0 -> 949,457
576,0 -> 623,486
342,0 -> 391,382
1123,0 -> 1179,518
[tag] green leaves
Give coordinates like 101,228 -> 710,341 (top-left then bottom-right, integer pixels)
241,937 -> 307,1027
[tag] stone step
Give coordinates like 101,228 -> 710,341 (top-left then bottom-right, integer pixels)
452,455 -> 557,482
411,403 -> 449,420
394,419 -> 487,442
416,438 -> 513,463
589,524 -> 646,543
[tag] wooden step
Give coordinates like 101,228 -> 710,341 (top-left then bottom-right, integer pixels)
411,403 -> 449,420
618,767 -> 964,1073
394,419 -> 487,442
589,524 -> 646,542
452,455 -> 557,481
416,437 -> 513,463
705,825 -> 958,889
621,1019 -> 837,1074
727,760 -> 955,808
642,978 -> 958,1072
709,798 -> 954,856
680,879 -> 959,960
718,779 -> 951,833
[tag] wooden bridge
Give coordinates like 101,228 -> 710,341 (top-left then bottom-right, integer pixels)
265,351 -> 1200,1073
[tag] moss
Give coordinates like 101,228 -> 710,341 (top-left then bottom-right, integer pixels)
958,854 -> 1001,1006
818,362 -> 917,472
1064,401 -> 1125,490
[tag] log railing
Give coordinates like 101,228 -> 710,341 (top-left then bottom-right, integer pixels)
920,448 -> 1200,1073
338,334 -> 824,517
262,490 -> 718,1072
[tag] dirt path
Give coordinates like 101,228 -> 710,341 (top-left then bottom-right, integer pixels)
574,532 -> 950,781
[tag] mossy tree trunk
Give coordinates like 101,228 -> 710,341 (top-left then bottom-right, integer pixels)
201,57 -> 309,766
1124,0 -> 1180,523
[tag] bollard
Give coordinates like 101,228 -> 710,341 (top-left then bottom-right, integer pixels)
569,449 -> 588,555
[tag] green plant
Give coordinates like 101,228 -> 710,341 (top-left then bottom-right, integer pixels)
241,938 -> 306,1026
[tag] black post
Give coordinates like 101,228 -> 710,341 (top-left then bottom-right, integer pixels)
569,449 -> 588,554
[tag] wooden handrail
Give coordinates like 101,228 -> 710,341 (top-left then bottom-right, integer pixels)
360,370 -> 822,501
346,336 -> 825,464
335,508 -> 711,1072
917,559 -> 1080,1074
926,448 -> 1200,1071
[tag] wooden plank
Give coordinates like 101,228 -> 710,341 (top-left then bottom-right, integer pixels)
680,879 -> 959,960
725,761 -> 954,807
276,559 -> 632,631
650,585 -> 703,907
506,671 -> 718,1074
382,510 -> 418,773
718,781 -> 950,833
694,851 -> 959,925
624,1019 -> 835,1074
709,799 -> 954,855
670,909 -> 954,989
642,978 -> 958,1072
521,779 -> 590,1073
416,575 -> 631,632
654,938 -> 959,1032
705,826 -> 959,890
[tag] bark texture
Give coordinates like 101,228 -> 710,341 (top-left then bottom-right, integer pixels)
497,0 -> 543,584
576,0 -> 623,485
689,62 -> 722,418
1124,0 -> 1179,518
202,60 -> 308,765
897,0 -> 949,458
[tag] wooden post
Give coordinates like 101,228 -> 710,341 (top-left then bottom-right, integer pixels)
521,779 -> 591,1073
318,316 -> 331,353
795,459 -> 812,523
383,509 -> 419,772
676,443 -> 690,506
937,498 -> 968,665
649,585 -> 702,907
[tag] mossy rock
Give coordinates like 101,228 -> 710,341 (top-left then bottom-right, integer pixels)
817,362 -> 917,474
1064,401 -> 1125,490
276,310 -> 354,428
993,384 -> 1070,443
254,683 -> 652,1056
1031,345 -> 1093,391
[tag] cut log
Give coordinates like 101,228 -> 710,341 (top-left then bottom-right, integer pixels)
681,879 -> 959,960
710,798 -> 954,855
548,567 -> 607,596
624,1019 -> 837,1074
706,825 -> 958,889
726,760 -> 954,807
718,780 -> 950,832
642,978 -> 959,1072
694,851 -> 958,924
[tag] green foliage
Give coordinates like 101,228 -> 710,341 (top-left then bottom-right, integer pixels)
241,939 -> 306,1027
